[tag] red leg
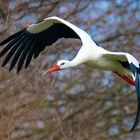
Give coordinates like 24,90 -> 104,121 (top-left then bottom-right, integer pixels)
114,72 -> 135,86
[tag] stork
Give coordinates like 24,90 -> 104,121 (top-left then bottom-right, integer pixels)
0,16 -> 140,132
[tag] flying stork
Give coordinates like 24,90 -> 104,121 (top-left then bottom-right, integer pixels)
0,16 -> 140,132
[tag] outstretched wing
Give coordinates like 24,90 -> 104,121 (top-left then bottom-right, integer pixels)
0,16 -> 88,72
102,52 -> 140,132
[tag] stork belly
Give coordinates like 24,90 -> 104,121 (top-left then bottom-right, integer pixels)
86,59 -> 130,75
87,60 -> 116,70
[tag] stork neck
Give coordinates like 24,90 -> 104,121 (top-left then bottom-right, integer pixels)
70,56 -> 83,67
69,46 -> 87,67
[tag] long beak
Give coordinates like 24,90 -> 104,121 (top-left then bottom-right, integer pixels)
44,65 -> 61,75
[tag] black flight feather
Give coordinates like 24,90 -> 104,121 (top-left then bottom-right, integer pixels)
17,40 -> 33,72
129,63 -> 140,132
0,22 -> 80,72
24,43 -> 35,69
0,29 -> 26,46
2,35 -> 26,67
9,37 -> 29,71
119,61 -> 130,70
0,39 -> 17,57
0,31 -> 26,57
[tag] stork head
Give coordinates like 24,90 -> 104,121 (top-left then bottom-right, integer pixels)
44,60 -> 71,75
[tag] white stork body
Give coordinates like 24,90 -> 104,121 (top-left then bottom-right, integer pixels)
0,16 -> 140,132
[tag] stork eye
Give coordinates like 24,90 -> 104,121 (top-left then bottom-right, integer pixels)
61,62 -> 65,66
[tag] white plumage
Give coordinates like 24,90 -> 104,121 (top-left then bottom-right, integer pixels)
0,16 -> 140,132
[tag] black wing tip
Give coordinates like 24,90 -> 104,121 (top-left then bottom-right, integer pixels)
130,127 -> 135,132
8,69 -> 21,74
9,65 -> 22,73
129,118 -> 139,132
1,61 -> 7,67
16,68 -> 21,74
0,28 -> 30,72
0,28 -> 27,46
130,65 -> 140,132
128,63 -> 140,132
129,104 -> 140,132
1,63 -> 22,74
25,61 -> 30,69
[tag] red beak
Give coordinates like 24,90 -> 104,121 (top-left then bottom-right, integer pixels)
44,65 -> 61,75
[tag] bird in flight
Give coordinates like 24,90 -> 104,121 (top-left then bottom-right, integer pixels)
0,16 -> 140,132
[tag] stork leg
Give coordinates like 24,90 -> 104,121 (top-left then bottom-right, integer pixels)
114,72 -> 135,86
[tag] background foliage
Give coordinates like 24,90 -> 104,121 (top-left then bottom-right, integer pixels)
0,0 -> 140,140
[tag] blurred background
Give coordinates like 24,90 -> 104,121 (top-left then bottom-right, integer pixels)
0,0 -> 140,140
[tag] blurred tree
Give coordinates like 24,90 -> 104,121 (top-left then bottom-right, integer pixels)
0,0 -> 140,140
